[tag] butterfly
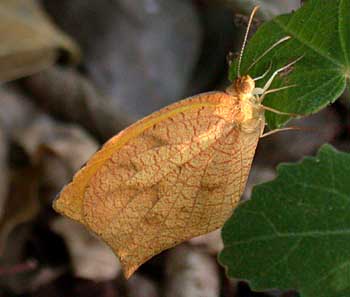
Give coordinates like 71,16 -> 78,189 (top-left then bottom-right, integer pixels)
53,6 -> 302,278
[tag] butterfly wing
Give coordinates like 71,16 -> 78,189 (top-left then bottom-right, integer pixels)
53,91 -> 260,278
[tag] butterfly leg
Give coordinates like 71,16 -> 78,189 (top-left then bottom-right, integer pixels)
260,105 -> 299,117
255,85 -> 302,117
253,84 -> 297,103
253,62 -> 272,82
260,126 -> 308,138
261,55 -> 304,94
254,55 -> 304,116
258,84 -> 297,101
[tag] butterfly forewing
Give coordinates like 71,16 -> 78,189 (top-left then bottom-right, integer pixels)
73,92 -> 261,277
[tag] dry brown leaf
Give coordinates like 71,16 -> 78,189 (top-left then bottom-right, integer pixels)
0,87 -> 41,255
22,66 -> 132,139
15,115 -> 98,166
54,78 -> 263,277
0,85 -> 39,136
42,0 -> 201,123
13,115 -> 98,205
0,225 -> 36,294
0,166 -> 40,253
0,110 -> 98,252
0,126 -> 9,219
165,245 -> 220,297
189,229 -> 223,254
51,217 -> 121,281
126,274 -> 159,297
0,0 -> 79,82
36,126 -> 99,203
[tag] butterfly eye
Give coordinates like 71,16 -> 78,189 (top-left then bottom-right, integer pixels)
235,76 -> 255,94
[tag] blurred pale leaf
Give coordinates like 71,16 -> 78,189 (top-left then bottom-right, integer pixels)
0,0 -> 79,82
225,0 -> 300,20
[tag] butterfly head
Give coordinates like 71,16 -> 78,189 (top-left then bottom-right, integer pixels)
234,75 -> 255,96
232,74 -> 263,124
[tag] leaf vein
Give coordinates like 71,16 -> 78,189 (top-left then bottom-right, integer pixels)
226,229 -> 350,247
272,18 -> 342,68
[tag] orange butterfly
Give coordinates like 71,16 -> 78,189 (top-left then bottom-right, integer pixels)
54,6 -> 302,278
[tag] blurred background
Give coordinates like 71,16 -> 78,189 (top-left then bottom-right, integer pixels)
0,0 -> 348,296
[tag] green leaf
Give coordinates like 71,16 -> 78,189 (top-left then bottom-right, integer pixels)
219,144 -> 350,297
230,0 -> 350,129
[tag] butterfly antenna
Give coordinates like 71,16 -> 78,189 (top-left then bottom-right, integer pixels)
237,5 -> 260,78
